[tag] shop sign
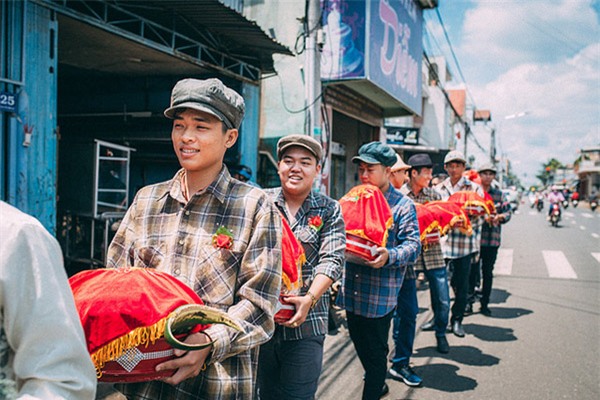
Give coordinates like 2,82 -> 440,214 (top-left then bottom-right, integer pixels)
386,126 -> 419,145
320,0 -> 423,115
0,91 -> 18,113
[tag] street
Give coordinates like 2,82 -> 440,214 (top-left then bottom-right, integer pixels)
317,203 -> 600,400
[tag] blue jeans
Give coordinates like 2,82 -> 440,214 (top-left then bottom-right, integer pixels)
257,330 -> 325,400
423,267 -> 450,337
391,278 -> 418,365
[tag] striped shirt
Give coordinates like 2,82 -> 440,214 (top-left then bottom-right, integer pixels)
436,177 -> 484,259
265,188 -> 346,340
338,185 -> 421,318
106,167 -> 282,400
400,184 -> 446,272
481,187 -> 512,247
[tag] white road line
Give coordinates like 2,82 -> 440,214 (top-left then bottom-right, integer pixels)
542,250 -> 577,279
564,211 -> 574,218
592,253 -> 600,263
580,225 -> 586,230
582,213 -> 593,218
495,249 -> 513,276
528,211 -> 537,216
571,220 -> 576,224
592,233 -> 599,239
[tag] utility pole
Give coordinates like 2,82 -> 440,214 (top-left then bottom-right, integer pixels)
464,123 -> 469,160
490,128 -> 496,164
304,0 -> 322,139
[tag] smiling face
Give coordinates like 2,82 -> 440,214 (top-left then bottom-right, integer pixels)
278,146 -> 320,198
411,166 -> 433,190
171,108 -> 237,182
357,162 -> 390,192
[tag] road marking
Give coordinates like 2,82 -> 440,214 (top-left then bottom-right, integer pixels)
542,251 -> 577,279
581,213 -> 593,218
495,249 -> 513,276
580,225 -> 586,230
564,211 -> 574,218
571,220 -> 576,224
592,253 -> 600,263
528,211 -> 537,216
592,233 -> 599,239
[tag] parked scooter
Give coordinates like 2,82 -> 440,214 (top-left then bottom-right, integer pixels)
591,199 -> 598,212
572,199 -> 579,208
562,199 -> 569,209
549,203 -> 561,227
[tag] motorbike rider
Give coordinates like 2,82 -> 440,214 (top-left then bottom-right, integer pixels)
547,185 -> 565,219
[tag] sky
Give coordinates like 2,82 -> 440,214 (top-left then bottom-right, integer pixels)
425,0 -> 600,187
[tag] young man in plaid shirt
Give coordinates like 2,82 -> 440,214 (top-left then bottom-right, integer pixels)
338,142 -> 420,400
468,163 -> 511,316
106,78 -> 282,400
257,135 -> 346,399
392,154 -> 450,387
435,150 -> 484,338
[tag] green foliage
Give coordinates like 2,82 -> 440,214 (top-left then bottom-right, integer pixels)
536,158 -> 565,186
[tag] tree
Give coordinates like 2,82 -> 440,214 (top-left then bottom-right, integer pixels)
536,158 -> 564,186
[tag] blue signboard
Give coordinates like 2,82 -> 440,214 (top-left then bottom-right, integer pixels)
321,0 -> 423,115
368,0 -> 423,114
0,91 -> 18,113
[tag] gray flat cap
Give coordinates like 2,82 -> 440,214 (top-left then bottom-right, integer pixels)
277,134 -> 323,162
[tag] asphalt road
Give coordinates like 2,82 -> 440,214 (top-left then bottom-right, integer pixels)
317,202 -> 600,400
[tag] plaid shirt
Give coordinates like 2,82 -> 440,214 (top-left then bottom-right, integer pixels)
106,167 -> 282,400
481,187 -> 512,247
436,177 -> 484,259
400,184 -> 446,272
338,185 -> 421,318
265,188 -> 346,340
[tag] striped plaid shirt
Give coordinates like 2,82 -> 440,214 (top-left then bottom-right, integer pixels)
338,185 -> 421,318
436,177 -> 484,259
400,184 -> 446,272
106,167 -> 282,400
265,188 -> 346,340
481,187 -> 512,247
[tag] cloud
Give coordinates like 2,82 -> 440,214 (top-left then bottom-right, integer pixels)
451,1 -> 600,186
460,1 -> 600,83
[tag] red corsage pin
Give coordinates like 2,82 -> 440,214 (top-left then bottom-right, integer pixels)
212,226 -> 234,249
308,215 -> 323,232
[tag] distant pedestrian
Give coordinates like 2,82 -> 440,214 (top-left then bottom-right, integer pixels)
398,153 -> 450,363
469,163 -> 511,316
435,150 -> 484,338
338,142 -> 420,400
390,154 -> 410,189
257,135 -> 346,400
0,201 -> 97,400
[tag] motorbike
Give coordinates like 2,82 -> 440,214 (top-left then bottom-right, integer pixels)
572,199 -> 578,208
536,198 -> 544,212
562,199 -> 569,209
591,199 -> 598,212
549,203 -> 561,227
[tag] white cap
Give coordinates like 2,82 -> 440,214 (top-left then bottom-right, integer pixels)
444,150 -> 466,164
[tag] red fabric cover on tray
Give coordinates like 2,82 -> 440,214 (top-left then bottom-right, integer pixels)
69,268 -> 207,381
340,184 -> 393,247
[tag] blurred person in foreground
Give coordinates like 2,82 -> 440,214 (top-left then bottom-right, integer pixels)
435,150 -> 484,338
257,134 -> 346,400
337,142 -> 420,400
106,78 -> 282,399
398,154 -> 451,362
0,201 -> 97,400
469,163 -> 511,316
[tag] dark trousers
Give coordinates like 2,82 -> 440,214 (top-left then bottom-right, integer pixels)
448,255 -> 472,322
347,310 -> 394,400
480,246 -> 499,307
391,278 -> 417,366
257,330 -> 325,400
